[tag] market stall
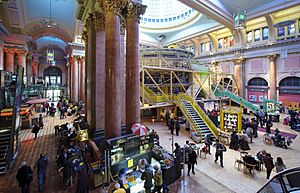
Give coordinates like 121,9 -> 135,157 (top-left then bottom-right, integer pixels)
99,133 -> 180,192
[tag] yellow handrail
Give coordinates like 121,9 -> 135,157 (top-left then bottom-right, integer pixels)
177,93 -> 219,138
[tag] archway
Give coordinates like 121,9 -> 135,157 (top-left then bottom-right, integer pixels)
247,77 -> 268,103
279,76 -> 300,108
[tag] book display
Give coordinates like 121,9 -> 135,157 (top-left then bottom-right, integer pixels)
220,103 -> 242,134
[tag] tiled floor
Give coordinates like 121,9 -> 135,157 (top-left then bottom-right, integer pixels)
0,113 -> 299,193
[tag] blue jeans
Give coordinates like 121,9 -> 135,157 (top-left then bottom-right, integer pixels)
37,172 -> 46,192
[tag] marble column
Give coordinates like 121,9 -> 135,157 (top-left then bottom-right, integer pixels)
103,0 -> 126,139
120,20 -> 126,125
269,55 -> 277,101
68,55 -> 75,101
79,57 -> 86,102
4,48 -> 15,73
126,1 -> 146,131
16,50 -> 27,76
233,59 -> 245,98
73,56 -> 79,102
31,56 -> 38,78
82,30 -> 88,114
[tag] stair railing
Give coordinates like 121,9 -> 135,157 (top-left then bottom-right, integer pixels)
177,93 -> 219,137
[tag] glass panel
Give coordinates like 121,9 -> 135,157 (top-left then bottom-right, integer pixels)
288,24 -> 295,35
218,39 -> 223,49
224,37 -> 229,48
230,35 -> 234,46
201,43 -> 205,52
262,27 -> 269,40
247,32 -> 253,43
277,27 -> 285,37
57,77 -> 61,84
254,29 -> 260,42
206,42 -> 210,52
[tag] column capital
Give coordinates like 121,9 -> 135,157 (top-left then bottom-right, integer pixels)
4,48 -> 15,54
100,0 -> 127,15
94,12 -> 105,31
127,1 -> 147,21
85,13 -> 94,29
268,54 -> 277,62
15,49 -> 27,56
233,58 -> 245,65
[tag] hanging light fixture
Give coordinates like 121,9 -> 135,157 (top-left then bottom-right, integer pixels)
233,8 -> 246,30
40,0 -> 58,28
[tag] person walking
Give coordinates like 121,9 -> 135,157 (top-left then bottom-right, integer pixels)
169,119 -> 174,135
16,161 -> 33,193
32,123 -> 40,140
38,114 -> 44,129
141,164 -> 153,193
266,119 -> 273,134
185,120 -> 190,132
153,165 -> 163,193
175,120 -> 180,136
275,157 -> 286,173
187,150 -> 197,176
34,153 -> 48,192
213,140 -> 226,168
263,153 -> 274,180
165,111 -> 170,126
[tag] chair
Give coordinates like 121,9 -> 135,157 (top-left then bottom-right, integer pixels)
263,134 -> 272,145
234,157 -> 244,171
243,162 -> 256,176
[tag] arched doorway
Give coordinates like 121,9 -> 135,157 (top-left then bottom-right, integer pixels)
279,76 -> 300,108
247,77 -> 268,103
43,66 -> 64,101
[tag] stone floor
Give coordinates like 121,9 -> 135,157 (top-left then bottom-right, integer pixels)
0,113 -> 299,193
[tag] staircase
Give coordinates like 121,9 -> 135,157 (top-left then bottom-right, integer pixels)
213,83 -> 260,112
0,128 -> 11,174
181,100 -> 213,139
175,94 -> 219,141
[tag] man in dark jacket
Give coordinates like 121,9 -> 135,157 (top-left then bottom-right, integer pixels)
141,164 -> 153,193
175,120 -> 180,136
32,123 -> 40,140
266,119 -> 273,134
34,153 -> 48,192
16,161 -> 33,193
75,170 -> 89,193
169,119 -> 174,135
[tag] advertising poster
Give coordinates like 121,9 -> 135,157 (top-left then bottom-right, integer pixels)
249,95 -> 257,102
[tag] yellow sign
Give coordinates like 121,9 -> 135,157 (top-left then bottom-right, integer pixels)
128,159 -> 133,168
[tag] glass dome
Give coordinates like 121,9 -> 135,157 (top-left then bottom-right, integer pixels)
140,0 -> 200,30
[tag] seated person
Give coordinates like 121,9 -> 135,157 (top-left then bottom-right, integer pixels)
274,128 -> 280,137
137,159 -> 148,171
243,154 -> 259,173
67,108 -> 72,116
256,149 -> 267,162
239,131 -> 250,151
229,131 -> 239,150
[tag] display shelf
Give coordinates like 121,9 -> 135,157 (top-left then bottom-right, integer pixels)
220,106 -> 242,134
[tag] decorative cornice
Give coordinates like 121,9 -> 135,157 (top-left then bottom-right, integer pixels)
127,1 -> 147,22
81,30 -> 88,42
85,13 -> 94,29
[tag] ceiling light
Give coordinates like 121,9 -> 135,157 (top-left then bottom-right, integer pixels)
39,0 -> 58,28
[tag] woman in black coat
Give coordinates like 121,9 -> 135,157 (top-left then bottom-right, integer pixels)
76,170 -> 89,193
229,131 -> 239,150
187,150 -> 197,176
16,161 -> 33,193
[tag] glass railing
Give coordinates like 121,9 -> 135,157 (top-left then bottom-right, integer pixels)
257,167 -> 300,193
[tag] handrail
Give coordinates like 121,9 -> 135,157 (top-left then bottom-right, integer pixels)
176,93 -> 219,138
174,96 -> 201,140
213,83 -> 259,112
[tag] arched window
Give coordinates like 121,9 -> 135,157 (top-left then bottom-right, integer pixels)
262,27 -> 269,40
288,24 -> 295,35
247,32 -> 253,43
254,29 -> 260,42
248,77 -> 268,86
279,77 -> 300,87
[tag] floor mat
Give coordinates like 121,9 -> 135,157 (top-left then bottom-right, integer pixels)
258,127 -> 297,139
